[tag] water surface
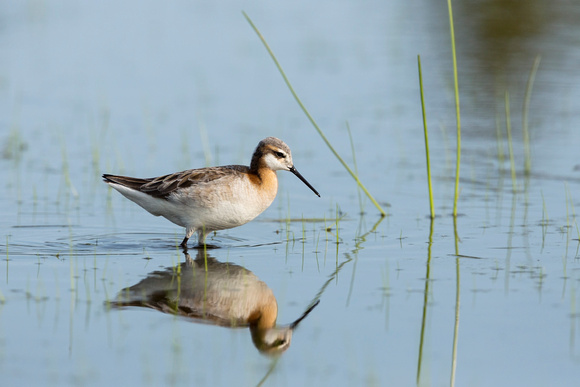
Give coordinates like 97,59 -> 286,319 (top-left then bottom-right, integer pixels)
1,1 -> 580,386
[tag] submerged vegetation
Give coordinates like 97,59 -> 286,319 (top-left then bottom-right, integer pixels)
1,126 -> 27,161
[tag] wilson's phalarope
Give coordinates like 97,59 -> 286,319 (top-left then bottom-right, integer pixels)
103,137 -> 319,248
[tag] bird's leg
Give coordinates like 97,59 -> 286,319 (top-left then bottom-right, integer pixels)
197,226 -> 207,246
180,236 -> 189,251
181,226 -> 198,251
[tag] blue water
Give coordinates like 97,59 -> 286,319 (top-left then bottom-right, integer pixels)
1,1 -> 580,386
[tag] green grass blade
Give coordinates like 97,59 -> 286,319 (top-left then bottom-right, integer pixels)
447,0 -> 461,217
417,55 -> 435,219
522,55 -> 541,176
505,91 -> 517,193
243,11 -> 386,217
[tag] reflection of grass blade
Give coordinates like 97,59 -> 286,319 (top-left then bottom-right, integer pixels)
523,56 -> 541,176
316,218 -> 384,306
255,356 -> 280,387
417,55 -> 435,219
417,218 -> 434,384
451,216 -> 460,387
505,91 -> 517,193
447,0 -> 461,218
451,255 -> 460,387
346,215 -> 385,306
242,12 -> 386,217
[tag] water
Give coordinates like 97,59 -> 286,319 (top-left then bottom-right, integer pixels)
1,1 -> 580,386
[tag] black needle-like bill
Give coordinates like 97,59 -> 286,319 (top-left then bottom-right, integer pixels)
289,300 -> 320,330
289,166 -> 320,197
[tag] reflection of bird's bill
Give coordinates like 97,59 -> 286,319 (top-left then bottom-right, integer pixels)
289,166 -> 320,197
289,300 -> 320,330
253,300 -> 320,356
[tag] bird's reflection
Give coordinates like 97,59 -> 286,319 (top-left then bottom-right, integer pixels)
110,250 -> 319,356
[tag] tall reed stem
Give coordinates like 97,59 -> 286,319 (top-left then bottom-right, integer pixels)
417,55 -> 435,219
447,0 -> 461,217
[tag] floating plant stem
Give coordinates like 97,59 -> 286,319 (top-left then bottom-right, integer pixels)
417,55 -> 435,219
522,56 -> 541,176
505,91 -> 517,193
243,11 -> 386,216
447,0 -> 461,218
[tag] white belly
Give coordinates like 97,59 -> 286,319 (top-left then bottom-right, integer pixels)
108,176 -> 277,233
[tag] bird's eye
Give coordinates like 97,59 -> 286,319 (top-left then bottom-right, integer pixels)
274,151 -> 286,158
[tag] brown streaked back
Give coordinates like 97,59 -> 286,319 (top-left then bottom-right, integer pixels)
102,165 -> 251,199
